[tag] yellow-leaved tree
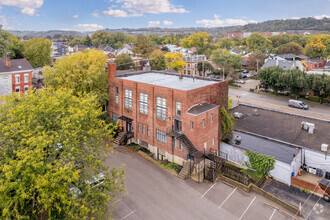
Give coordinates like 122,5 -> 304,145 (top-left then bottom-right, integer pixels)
164,52 -> 187,72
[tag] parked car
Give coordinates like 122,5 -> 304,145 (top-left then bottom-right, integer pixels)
288,100 -> 308,110
242,73 -> 252,78
319,179 -> 330,202
235,79 -> 245,84
243,70 -> 249,73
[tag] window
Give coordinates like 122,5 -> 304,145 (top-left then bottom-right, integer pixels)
24,86 -> 29,94
24,74 -> 29,83
212,138 -> 215,146
174,138 -> 177,148
156,129 -> 167,143
112,113 -> 119,122
156,97 -> 166,120
180,141 -> 183,150
15,75 -> 20,84
203,119 -> 205,128
190,121 -> 194,130
115,87 -> 119,105
176,102 -> 181,117
138,123 -> 140,133
188,70 -> 191,75
15,87 -> 20,93
124,89 -> 132,110
147,126 -> 150,136
139,93 -> 148,115
211,113 -> 213,123
142,124 -> 145,135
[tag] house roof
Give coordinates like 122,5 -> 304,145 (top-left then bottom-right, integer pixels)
231,131 -> 297,164
262,59 -> 295,70
278,54 -> 296,59
0,58 -> 33,73
187,103 -> 218,115
230,105 -> 330,153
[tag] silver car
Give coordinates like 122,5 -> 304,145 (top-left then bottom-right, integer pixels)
288,100 -> 308,110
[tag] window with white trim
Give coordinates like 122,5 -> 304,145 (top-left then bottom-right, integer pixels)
147,126 -> 150,136
115,87 -> 119,105
156,129 -> 166,143
24,85 -> 29,94
124,89 -> 132,110
142,124 -> 145,135
180,141 -> 183,150
212,138 -> 215,146
203,119 -> 205,128
176,102 -> 181,117
15,75 -> 20,84
24,74 -> 29,83
174,138 -> 177,148
156,97 -> 166,120
139,93 -> 148,115
15,87 -> 20,93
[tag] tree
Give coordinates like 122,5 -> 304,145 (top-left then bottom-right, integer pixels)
0,89 -> 124,219
9,35 -> 24,59
197,61 -> 214,75
133,35 -> 153,57
44,49 -> 109,105
164,52 -> 187,71
180,32 -> 212,53
220,107 -> 235,138
246,33 -> 271,52
217,38 -> 233,50
277,42 -> 303,55
23,38 -> 52,68
84,35 -> 92,47
114,54 -> 133,70
161,46 -> 170,52
211,49 -> 242,75
149,50 -> 166,70
0,30 -> 12,57
69,37 -> 85,47
248,50 -> 266,70
305,35 -> 329,58
242,151 -> 275,181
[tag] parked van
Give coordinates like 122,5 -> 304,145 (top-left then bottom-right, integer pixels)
288,100 -> 308,110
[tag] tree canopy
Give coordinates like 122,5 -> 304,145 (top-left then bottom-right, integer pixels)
180,32 -> 212,53
164,52 -> 187,72
277,42 -> 303,55
0,89 -> 124,219
114,53 -> 134,70
23,38 -> 52,68
211,49 -> 242,75
44,49 -> 109,105
242,151 -> 275,181
133,35 -> 154,57
246,33 -> 271,52
149,50 -> 166,71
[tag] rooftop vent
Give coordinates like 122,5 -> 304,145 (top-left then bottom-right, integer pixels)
321,144 -> 328,152
234,112 -> 243,118
234,135 -> 241,144
301,121 -> 315,134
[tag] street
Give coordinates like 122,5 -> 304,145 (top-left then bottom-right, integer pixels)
107,145 -> 297,220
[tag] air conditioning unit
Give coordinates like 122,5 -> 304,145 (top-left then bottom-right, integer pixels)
321,144 -> 328,152
234,112 -> 243,118
305,122 -> 315,134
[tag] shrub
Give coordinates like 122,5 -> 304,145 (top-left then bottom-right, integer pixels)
308,96 -> 320,102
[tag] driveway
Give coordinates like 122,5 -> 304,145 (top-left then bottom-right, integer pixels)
107,146 -> 298,220
263,179 -> 329,220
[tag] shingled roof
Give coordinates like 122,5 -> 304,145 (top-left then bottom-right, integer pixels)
0,58 -> 33,73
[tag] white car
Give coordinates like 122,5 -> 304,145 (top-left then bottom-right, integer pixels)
235,79 -> 245,84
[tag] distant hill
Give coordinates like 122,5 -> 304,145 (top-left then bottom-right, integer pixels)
6,17 -> 330,38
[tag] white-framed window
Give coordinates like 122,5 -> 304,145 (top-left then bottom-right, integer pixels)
124,89 -> 132,110
15,87 -> 20,93
115,87 -> 119,105
15,75 -> 20,84
142,124 -> 145,135
180,141 -> 183,150
174,138 -> 177,148
176,102 -> 181,117
156,97 -> 166,120
112,113 -> 119,122
139,93 -> 148,115
211,113 -> 213,123
190,121 -> 194,130
147,126 -> 150,136
156,129 -> 166,143
203,119 -> 205,128
138,123 -> 140,133
24,85 -> 29,94
212,138 -> 215,146
24,74 -> 29,83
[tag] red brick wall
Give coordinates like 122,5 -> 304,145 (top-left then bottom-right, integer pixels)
291,177 -> 325,195
11,71 -> 32,93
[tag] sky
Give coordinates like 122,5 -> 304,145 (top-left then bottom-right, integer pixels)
0,0 -> 329,31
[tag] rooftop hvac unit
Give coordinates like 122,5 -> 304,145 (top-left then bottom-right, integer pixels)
321,144 -> 328,152
234,112 -> 243,118
301,121 -> 315,134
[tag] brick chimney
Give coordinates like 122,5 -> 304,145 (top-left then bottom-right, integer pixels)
108,63 -> 116,81
5,59 -> 11,68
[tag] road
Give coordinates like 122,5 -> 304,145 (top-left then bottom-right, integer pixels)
229,88 -> 330,120
107,145 -> 297,220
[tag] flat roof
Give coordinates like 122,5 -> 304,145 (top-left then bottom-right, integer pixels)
116,72 -> 219,91
231,131 -> 297,164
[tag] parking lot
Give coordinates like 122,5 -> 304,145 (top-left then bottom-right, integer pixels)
107,146 -> 298,220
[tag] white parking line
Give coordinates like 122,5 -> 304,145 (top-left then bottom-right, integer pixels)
120,210 -> 135,220
217,187 -> 237,209
269,209 -> 276,220
201,183 -> 217,198
238,196 -> 256,220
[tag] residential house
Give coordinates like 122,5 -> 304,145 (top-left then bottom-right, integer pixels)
117,47 -> 134,56
0,58 -> 33,95
108,63 -> 228,166
164,44 -> 182,53
181,55 -> 208,77
224,33 -> 243,39
51,42 -> 67,57
262,59 -> 304,71
73,44 -> 86,53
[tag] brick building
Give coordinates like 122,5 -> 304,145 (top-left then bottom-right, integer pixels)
224,33 -> 243,39
0,58 -> 33,95
108,63 -> 228,165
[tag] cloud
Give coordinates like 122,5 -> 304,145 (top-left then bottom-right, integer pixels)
0,0 -> 43,16
196,15 -> 257,27
72,14 -> 79,19
314,15 -> 330,19
74,24 -> 104,32
92,11 -> 101,17
101,0 -> 187,17
148,20 -> 160,27
163,20 -> 173,26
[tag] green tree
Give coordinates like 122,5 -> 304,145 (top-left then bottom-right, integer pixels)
211,49 -> 242,75
114,54 -> 133,70
242,151 -> 275,181
44,49 -> 109,105
23,38 -> 52,68
277,42 -> 303,55
149,50 -> 166,70
161,46 -> 170,52
0,89 -> 124,219
84,35 -> 92,47
133,35 -> 154,57
197,61 -> 214,75
0,29 -> 12,57
217,38 -> 233,50
246,33 -> 271,52
164,52 -> 187,72
69,37 -> 85,47
9,35 -> 24,59
220,107 -> 235,138
180,32 -> 212,53
248,50 -> 266,70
